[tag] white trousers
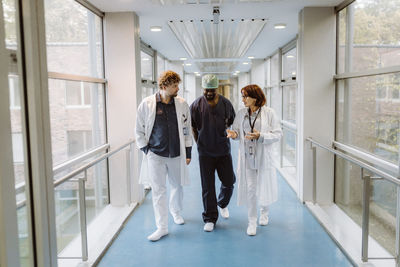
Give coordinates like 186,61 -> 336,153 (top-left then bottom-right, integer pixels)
147,151 -> 183,230
245,167 -> 269,224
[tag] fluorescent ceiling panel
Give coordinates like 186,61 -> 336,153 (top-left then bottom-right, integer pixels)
154,0 -> 274,4
168,19 -> 266,59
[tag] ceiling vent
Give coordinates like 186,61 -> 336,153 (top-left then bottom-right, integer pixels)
154,0 -> 274,5
168,18 -> 266,59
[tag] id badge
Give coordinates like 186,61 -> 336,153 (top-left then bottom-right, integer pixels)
248,141 -> 255,156
183,127 -> 189,136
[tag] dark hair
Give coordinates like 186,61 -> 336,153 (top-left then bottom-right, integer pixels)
158,70 -> 181,89
241,84 -> 266,107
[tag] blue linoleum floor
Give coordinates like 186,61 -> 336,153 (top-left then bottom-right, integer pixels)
98,143 -> 353,267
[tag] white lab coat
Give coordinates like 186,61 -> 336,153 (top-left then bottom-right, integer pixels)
231,106 -> 282,207
135,94 -> 193,186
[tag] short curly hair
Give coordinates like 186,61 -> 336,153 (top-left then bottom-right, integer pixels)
241,84 -> 266,107
158,70 -> 181,90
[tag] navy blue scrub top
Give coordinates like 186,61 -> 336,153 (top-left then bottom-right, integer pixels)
190,95 -> 235,157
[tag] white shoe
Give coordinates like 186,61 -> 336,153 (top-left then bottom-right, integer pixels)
247,223 -> 257,236
203,222 -> 214,232
219,207 -> 229,219
259,214 -> 269,226
172,213 -> 185,225
147,229 -> 168,241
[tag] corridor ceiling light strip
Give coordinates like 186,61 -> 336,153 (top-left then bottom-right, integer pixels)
274,23 -> 286,29
150,26 -> 162,32
168,19 -> 266,59
153,0 -> 275,5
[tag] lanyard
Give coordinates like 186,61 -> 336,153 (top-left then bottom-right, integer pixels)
247,107 -> 261,133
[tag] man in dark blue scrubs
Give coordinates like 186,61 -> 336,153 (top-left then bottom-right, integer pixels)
190,74 -> 236,232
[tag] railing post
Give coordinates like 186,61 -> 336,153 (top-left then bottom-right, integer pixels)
126,147 -> 132,204
280,131 -> 284,168
312,145 -> 317,204
361,168 -> 370,262
396,185 -> 400,267
78,171 -> 88,261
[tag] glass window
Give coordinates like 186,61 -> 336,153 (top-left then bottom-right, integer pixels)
270,53 -> 279,86
12,133 -> 24,163
282,84 -> 297,124
282,47 -> 297,81
157,54 -> 165,77
65,80 -> 91,107
67,130 -> 92,157
265,58 -> 271,88
337,0 -> 400,74
45,0 -> 104,78
336,74 -> 400,164
335,160 -> 396,256
3,0 -> 16,49
141,51 -> 153,80
282,128 -> 296,167
49,79 -> 106,165
9,75 -> 21,108
2,0 -> 34,265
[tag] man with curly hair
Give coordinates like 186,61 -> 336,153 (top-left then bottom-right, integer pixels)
136,70 -> 192,241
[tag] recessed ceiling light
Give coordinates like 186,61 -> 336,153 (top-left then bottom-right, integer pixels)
142,58 -> 150,61
233,73 -> 238,75
185,63 -> 192,66
248,56 -> 255,59
194,71 -> 199,74
243,62 -> 249,65
150,26 -> 162,32
180,57 -> 187,61
291,71 -> 296,75
274,23 -> 286,29
287,55 -> 294,58
195,73 -> 200,76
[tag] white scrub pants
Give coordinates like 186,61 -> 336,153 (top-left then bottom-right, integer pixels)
147,151 -> 183,230
245,167 -> 269,224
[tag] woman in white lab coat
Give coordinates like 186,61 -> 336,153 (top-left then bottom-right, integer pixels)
227,84 -> 282,236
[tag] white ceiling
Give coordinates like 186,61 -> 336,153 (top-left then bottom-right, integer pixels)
88,0 -> 343,73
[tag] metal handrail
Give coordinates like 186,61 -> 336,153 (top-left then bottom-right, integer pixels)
306,137 -> 400,266
54,140 -> 134,187
56,139 -> 136,261
333,141 -> 399,177
54,144 -> 110,176
16,144 -> 110,200
307,138 -> 400,186
17,139 -> 136,261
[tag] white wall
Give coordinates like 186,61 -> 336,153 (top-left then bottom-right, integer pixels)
184,73 -> 196,105
238,72 -> 250,110
298,7 -> 336,204
166,60 -> 184,97
104,12 -> 144,206
250,59 -> 266,89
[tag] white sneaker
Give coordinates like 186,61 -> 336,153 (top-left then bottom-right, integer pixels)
219,207 -> 229,219
172,213 -> 185,225
147,229 -> 168,241
203,222 -> 214,232
259,214 -> 269,226
247,223 -> 257,236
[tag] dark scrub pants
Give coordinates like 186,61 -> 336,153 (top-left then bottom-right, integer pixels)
199,154 -> 236,223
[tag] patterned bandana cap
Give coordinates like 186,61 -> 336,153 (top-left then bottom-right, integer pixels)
201,74 -> 219,89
